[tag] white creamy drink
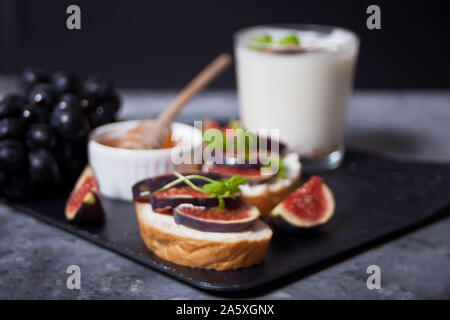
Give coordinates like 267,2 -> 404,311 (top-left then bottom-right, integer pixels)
234,25 -> 359,169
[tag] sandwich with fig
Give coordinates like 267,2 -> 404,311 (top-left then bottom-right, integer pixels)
202,119 -> 302,216
132,171 -> 273,271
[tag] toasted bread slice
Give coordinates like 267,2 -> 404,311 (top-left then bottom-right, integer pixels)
135,202 -> 273,271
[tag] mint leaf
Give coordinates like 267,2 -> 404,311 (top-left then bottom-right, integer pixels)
279,35 -> 299,45
223,176 -> 248,193
202,175 -> 248,209
252,34 -> 272,44
202,180 -> 227,196
278,157 -> 287,179
249,34 -> 272,51
263,157 -> 287,179
228,118 -> 241,130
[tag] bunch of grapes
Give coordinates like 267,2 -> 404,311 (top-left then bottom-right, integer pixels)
0,68 -> 121,200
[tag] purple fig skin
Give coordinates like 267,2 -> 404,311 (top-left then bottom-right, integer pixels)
150,194 -> 241,211
216,152 -> 265,170
132,171 -> 225,201
207,164 -> 276,184
132,171 -> 242,210
263,215 -> 323,236
217,162 -> 263,170
206,151 -> 279,183
66,191 -> 105,224
173,204 -> 259,233
265,137 -> 286,155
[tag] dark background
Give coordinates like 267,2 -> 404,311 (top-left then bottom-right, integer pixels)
0,0 -> 449,89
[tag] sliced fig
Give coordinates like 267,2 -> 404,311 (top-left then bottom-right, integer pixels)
217,151 -> 268,170
150,186 -> 241,213
208,164 -> 276,184
65,166 -> 105,223
270,175 -> 335,228
133,171 -> 224,198
208,150 -> 283,183
173,202 -> 260,232
132,172 -> 240,212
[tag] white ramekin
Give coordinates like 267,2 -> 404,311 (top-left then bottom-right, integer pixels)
88,120 -> 202,201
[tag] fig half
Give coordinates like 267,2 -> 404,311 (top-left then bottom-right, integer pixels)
270,175 -> 335,228
65,166 -> 105,223
132,172 -> 225,200
149,186 -> 241,213
132,172 -> 241,212
208,164 -> 276,184
173,202 -> 260,232
207,151 -> 282,184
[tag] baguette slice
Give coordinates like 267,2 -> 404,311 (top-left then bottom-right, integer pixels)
136,202 -> 273,270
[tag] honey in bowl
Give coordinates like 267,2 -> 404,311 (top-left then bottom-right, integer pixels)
100,131 -> 175,150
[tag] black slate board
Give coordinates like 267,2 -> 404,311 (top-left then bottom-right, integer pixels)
2,150 -> 450,292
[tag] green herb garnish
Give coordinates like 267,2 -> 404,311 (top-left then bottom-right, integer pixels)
251,34 -> 272,44
263,157 -> 287,179
279,35 -> 299,45
202,175 -> 248,209
228,118 -> 241,130
278,157 -> 287,179
249,34 -> 272,51
143,172 -> 248,210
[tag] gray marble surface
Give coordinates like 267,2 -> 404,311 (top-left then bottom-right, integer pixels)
0,80 -> 449,299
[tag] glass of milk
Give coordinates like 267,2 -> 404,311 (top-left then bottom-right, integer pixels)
234,24 -> 359,170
